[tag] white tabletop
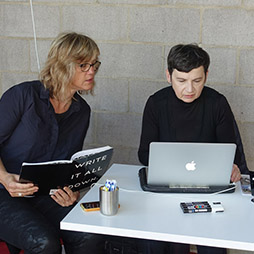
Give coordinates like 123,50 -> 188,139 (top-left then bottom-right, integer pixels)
61,164 -> 254,251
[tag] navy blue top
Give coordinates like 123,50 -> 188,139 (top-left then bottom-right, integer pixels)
138,86 -> 240,166
0,81 -> 90,189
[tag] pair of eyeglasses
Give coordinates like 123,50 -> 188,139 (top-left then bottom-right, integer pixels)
79,61 -> 101,72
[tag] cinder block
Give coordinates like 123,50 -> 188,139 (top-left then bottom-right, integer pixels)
129,79 -> 166,114
239,122 -> 254,162
0,39 -> 29,71
84,77 -> 129,113
208,85 -> 254,123
205,47 -> 237,85
33,0 -> 96,2
167,0 -> 241,6
110,147 -> 131,165
96,112 -> 142,147
129,147 -> 142,165
1,4 -> 60,37
203,9 -> 254,46
243,0 -> 254,8
110,147 -> 140,165
33,5 -> 60,37
99,0 -> 167,4
30,39 -> 52,73
130,7 -> 200,43
0,73 -> 2,95
2,73 -> 38,93
0,6 -> 3,36
0,0 -> 26,2
235,87 -> 254,122
239,49 -> 254,85
62,5 -> 128,41
98,43 -> 163,79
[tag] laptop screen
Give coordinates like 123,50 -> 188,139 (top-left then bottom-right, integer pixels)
147,142 -> 236,187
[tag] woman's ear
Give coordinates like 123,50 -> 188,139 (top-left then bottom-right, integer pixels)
166,69 -> 171,83
204,70 -> 209,83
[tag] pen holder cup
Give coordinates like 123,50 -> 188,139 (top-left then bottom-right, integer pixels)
99,186 -> 119,216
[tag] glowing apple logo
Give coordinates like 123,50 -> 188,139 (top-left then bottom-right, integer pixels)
185,161 -> 196,171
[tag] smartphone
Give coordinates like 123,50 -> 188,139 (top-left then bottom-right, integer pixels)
80,201 -> 100,212
80,201 -> 120,212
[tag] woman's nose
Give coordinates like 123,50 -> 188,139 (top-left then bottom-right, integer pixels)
88,66 -> 96,74
185,82 -> 194,93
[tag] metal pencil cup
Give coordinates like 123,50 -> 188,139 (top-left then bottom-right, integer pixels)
99,186 -> 119,216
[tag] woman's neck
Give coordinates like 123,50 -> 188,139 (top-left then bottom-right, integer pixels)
50,97 -> 73,114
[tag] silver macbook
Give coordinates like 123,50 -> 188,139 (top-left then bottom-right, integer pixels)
147,142 -> 236,190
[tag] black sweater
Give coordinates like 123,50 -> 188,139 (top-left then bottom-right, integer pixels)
138,86 -> 239,166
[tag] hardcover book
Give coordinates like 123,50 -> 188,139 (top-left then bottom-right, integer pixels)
19,146 -> 113,195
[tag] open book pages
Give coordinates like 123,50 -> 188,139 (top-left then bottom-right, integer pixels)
71,145 -> 112,161
22,146 -> 112,166
22,160 -> 71,166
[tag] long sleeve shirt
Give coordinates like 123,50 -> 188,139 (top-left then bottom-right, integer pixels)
0,81 -> 90,188
138,86 -> 239,166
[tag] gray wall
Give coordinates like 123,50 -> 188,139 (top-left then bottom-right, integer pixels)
1,0 -> 254,171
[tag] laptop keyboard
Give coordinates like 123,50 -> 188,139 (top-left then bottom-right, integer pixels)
138,167 -> 236,194
166,185 -> 235,193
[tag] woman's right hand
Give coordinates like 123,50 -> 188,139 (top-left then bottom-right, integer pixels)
1,172 -> 39,197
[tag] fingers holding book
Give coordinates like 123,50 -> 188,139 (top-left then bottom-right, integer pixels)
51,186 -> 80,207
2,172 -> 38,197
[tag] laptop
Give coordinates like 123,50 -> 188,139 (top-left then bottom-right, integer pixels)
139,142 -> 236,193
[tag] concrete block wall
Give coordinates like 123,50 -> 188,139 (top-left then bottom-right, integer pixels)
2,0 -> 254,169
1,1 -> 254,253
1,0 -> 254,167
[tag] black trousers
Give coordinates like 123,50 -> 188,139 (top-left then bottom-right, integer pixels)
142,239 -> 227,254
0,189 -> 105,254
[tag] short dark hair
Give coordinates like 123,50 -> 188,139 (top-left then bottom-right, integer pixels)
167,44 -> 210,75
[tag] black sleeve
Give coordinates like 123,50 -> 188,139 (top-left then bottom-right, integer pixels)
233,118 -> 249,173
138,96 -> 159,166
0,85 -> 24,148
215,95 -> 236,143
215,95 -> 242,168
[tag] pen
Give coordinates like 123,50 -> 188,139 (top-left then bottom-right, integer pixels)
103,179 -> 117,191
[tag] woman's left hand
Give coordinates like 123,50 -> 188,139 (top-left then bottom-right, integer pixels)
51,187 -> 80,207
231,164 -> 241,183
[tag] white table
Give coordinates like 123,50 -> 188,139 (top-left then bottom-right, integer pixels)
61,164 -> 254,251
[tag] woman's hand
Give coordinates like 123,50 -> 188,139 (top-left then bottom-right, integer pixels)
231,164 -> 241,183
1,172 -> 39,197
51,187 -> 80,207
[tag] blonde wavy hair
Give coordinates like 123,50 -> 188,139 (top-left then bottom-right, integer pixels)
39,32 -> 100,100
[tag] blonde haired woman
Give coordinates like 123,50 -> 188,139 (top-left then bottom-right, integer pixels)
0,32 -> 104,254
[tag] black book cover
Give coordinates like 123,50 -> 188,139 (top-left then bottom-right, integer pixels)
19,146 -> 113,195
